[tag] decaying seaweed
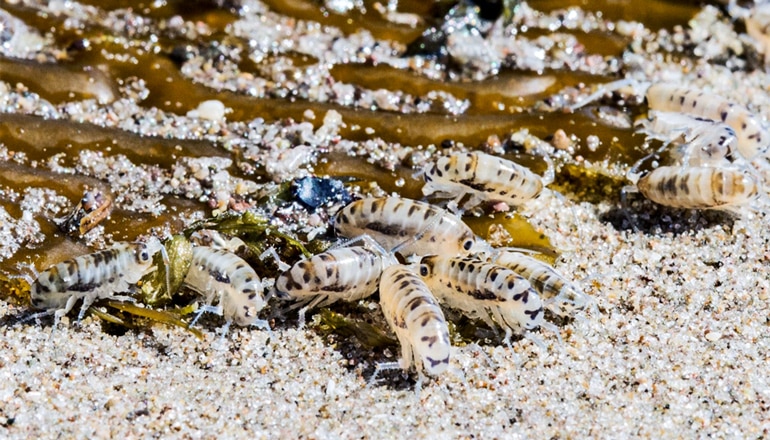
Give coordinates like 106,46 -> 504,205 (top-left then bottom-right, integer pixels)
140,234 -> 194,308
101,300 -> 204,339
0,274 -> 31,308
314,308 -> 398,349
184,211 -> 316,270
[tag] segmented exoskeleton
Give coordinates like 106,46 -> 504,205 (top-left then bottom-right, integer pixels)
418,255 -> 552,342
334,197 -> 482,258
379,264 -> 451,376
490,251 -> 591,317
274,246 -> 391,309
184,246 -> 268,329
30,238 -> 166,321
636,165 -> 759,213
422,151 -> 547,211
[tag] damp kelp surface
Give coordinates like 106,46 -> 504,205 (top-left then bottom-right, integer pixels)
0,0 -> 756,334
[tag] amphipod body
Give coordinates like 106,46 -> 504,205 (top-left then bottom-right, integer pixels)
379,265 -> 451,376
491,251 -> 590,317
638,111 -> 738,166
418,255 -> 545,337
334,197 -> 480,258
645,84 -> 768,160
636,166 -> 759,211
30,239 -> 163,320
184,247 -> 266,327
274,247 -> 388,309
422,152 -> 544,210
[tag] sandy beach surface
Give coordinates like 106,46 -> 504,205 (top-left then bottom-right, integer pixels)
1,0 -> 770,438
3,193 -> 770,438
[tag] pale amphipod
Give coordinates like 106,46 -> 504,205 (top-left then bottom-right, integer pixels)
491,251 -> 591,317
645,83 -> 769,161
334,197 -> 482,258
30,238 -> 166,321
183,246 -> 268,329
636,165 -> 760,213
418,255 -> 554,343
637,112 -> 738,166
379,264 -> 451,376
572,80 -> 769,165
422,151 -> 547,211
274,246 -> 391,309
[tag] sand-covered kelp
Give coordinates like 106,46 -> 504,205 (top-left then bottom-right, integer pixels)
552,163 -> 628,205
0,0 -> 653,235
0,114 -> 229,167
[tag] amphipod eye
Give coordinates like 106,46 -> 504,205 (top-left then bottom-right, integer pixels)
419,265 -> 429,276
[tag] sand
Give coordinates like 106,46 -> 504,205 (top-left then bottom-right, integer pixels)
2,193 -> 770,438
2,1 -> 770,438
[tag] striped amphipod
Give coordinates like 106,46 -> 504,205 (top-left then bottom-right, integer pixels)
418,255 -> 554,342
637,112 -> 738,166
422,151 -> 547,211
645,83 -> 768,161
334,196 -> 483,258
490,251 -> 590,317
636,165 -> 760,212
30,238 -> 165,321
379,264 -> 451,376
571,80 -> 767,163
183,246 -> 268,329
274,246 -> 394,310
